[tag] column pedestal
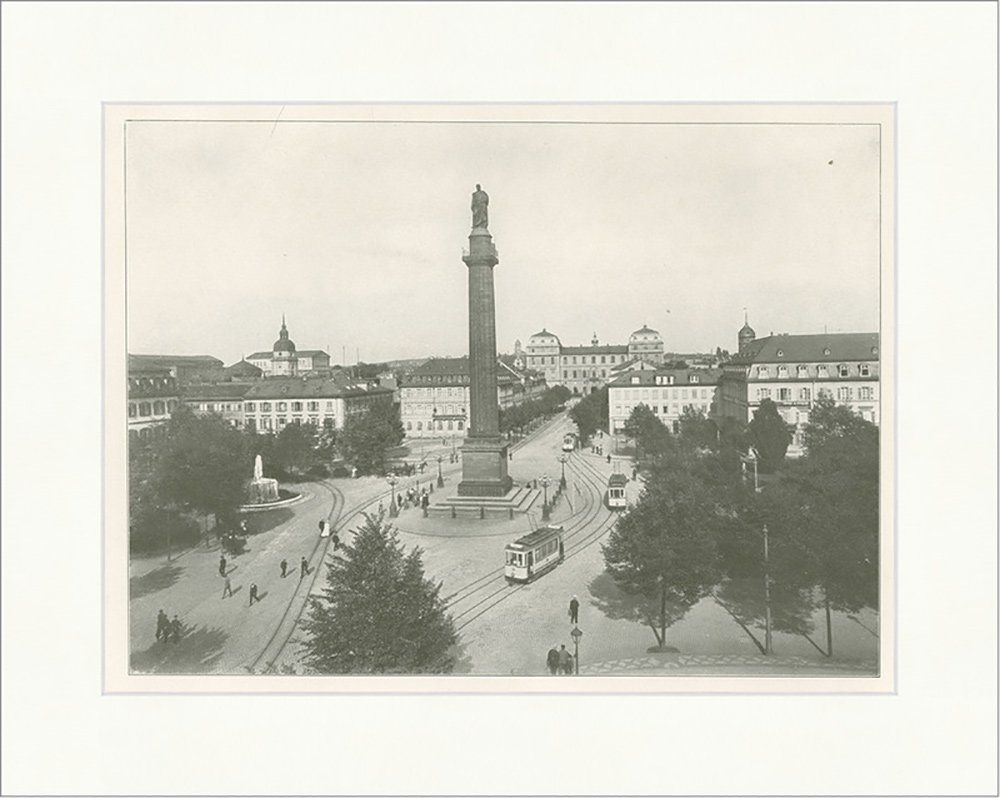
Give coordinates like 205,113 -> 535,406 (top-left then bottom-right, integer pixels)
458,436 -> 513,497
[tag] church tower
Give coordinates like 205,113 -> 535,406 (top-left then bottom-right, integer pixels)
738,311 -> 756,354
272,314 -> 298,376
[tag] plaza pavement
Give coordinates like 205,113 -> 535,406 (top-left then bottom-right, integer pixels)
129,412 -> 879,678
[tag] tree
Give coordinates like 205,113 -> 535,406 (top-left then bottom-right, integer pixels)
271,422 -> 319,478
339,401 -> 405,475
678,406 -> 718,452
622,403 -> 673,462
801,394 -> 874,454
600,468 -> 722,650
747,398 -> 792,473
300,513 -> 457,673
568,386 -> 608,445
154,407 -> 248,518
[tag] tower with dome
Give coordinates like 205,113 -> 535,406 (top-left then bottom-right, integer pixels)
246,316 -> 331,377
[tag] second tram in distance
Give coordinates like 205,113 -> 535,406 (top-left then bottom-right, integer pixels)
606,472 -> 628,510
562,432 -> 577,452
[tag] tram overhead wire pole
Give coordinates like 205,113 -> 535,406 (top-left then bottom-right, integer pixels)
387,474 -> 399,517
437,455 -> 445,488
541,475 -> 550,521
559,454 -> 568,490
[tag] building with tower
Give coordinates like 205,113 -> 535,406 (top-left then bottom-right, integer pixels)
246,317 -> 331,377
738,313 -> 757,354
718,318 -> 880,454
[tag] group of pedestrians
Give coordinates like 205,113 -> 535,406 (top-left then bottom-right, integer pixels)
154,609 -> 183,644
545,595 -> 582,675
394,487 -> 430,513
218,530 -> 314,607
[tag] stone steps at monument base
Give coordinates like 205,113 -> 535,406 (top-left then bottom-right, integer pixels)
427,487 -> 540,517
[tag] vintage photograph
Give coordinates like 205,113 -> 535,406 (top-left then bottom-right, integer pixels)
107,104 -> 893,687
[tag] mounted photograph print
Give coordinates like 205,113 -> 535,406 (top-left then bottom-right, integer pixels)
103,103 -> 894,693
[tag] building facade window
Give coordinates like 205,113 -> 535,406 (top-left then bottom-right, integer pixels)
838,365 -> 850,377
838,387 -> 852,401
799,387 -> 811,401
859,364 -> 871,377
291,401 -> 302,412
128,404 -> 137,418
778,388 -> 791,401
859,386 -> 874,400
261,402 -> 272,411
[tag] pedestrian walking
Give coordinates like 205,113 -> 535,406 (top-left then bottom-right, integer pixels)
546,646 -> 560,675
222,574 -> 234,598
169,615 -> 182,644
607,453 -> 612,464
155,609 -> 168,641
280,558 -> 288,578
300,557 -> 309,579
331,532 -> 341,550
558,644 -> 573,675
569,595 -> 580,624
218,554 -> 227,577
249,583 -> 259,606
318,519 -> 326,536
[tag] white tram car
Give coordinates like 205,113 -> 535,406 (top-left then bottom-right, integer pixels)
562,433 -> 577,452
606,473 -> 628,510
504,525 -> 565,583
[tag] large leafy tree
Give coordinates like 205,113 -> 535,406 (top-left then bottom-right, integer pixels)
271,421 -> 319,477
622,403 -> 674,462
301,513 -> 457,673
340,401 -> 405,475
600,467 -> 722,650
568,386 -> 608,445
678,406 -> 719,453
154,406 -> 248,518
747,398 -> 792,473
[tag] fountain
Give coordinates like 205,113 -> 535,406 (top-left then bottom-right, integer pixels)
245,454 -> 280,504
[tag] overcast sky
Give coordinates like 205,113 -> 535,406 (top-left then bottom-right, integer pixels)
126,118 -> 881,366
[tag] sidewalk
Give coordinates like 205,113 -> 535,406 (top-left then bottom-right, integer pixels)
580,653 -> 878,676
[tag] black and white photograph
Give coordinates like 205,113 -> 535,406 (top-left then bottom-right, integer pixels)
107,103 -> 893,688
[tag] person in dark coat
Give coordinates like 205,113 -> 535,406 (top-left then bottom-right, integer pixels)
300,557 -> 309,579
280,558 -> 288,578
218,554 -> 227,577
558,644 -> 573,675
155,609 -> 168,642
569,596 -> 580,624
169,615 -> 182,643
249,583 -> 259,606
546,647 -> 560,675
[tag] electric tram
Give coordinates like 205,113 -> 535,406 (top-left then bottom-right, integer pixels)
562,432 -> 577,452
504,525 -> 565,583
606,473 -> 628,510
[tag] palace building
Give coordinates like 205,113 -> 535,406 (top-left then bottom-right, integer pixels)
524,326 -> 665,395
242,375 -> 394,433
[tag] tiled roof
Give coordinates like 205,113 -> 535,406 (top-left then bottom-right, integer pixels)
129,354 -> 224,369
730,333 -> 880,365
296,349 -> 330,358
246,351 -> 272,360
181,383 -> 253,400
412,356 -> 469,375
225,360 -> 263,376
608,367 -> 723,387
561,344 -> 629,355
244,378 -> 394,400
529,328 -> 560,341
630,325 -> 661,337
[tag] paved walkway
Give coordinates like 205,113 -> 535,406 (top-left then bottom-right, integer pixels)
581,653 -> 878,676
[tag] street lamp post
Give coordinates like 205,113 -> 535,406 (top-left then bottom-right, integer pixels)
387,474 -> 399,517
763,524 -> 772,655
570,625 -> 583,675
541,475 -> 550,521
437,455 -> 444,488
559,454 -> 567,489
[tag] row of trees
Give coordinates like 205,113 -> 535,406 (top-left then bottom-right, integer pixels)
499,385 -> 572,436
568,386 -> 609,445
600,397 -> 879,657
129,403 -> 405,553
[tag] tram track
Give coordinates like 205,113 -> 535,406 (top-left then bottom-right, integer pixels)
247,412 -> 569,672
450,449 -> 625,633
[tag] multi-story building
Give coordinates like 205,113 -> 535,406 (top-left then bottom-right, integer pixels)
718,321 -> 880,452
524,326 -> 665,395
128,354 -> 224,385
242,376 -> 394,433
246,317 -> 331,377
609,368 -> 722,436
180,383 -> 252,428
399,356 -> 547,438
128,368 -> 180,441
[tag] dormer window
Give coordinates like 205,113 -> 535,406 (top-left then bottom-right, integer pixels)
756,366 -> 769,378
797,365 -> 809,378
860,364 -> 871,377
817,365 -> 829,378
838,364 -> 849,378
777,366 -> 788,379
823,347 -> 832,356
667,375 -> 675,385
689,374 -> 700,384
776,349 -> 784,357
630,376 -> 640,385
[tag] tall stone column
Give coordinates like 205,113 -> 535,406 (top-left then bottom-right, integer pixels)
458,186 -> 512,497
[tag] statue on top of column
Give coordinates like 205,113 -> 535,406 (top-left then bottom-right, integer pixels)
471,184 -> 489,230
